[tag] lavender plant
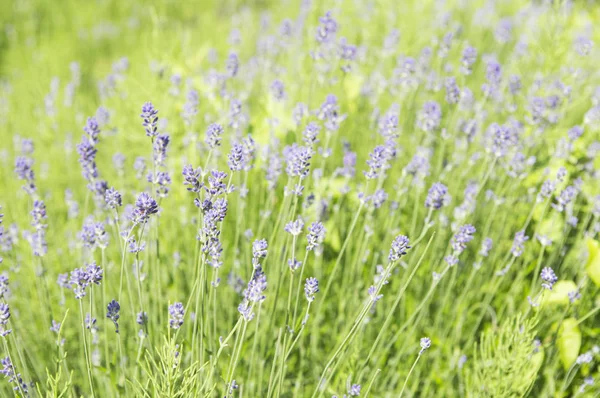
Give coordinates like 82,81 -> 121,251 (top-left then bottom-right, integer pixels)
0,0 -> 599,397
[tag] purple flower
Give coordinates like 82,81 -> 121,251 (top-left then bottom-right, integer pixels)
348,384 -> 361,396
303,122 -> 321,146
238,300 -> 254,321
79,218 -> 108,250
372,189 -> 388,209
137,311 -> 148,326
205,123 -> 223,149
568,126 -> 583,141
389,235 -> 411,262
306,222 -> 326,252
452,225 -> 476,254
378,111 -> 399,139
182,165 -> 203,193
227,143 -> 246,172
83,117 -> 100,145
50,320 -> 61,334
0,357 -> 28,394
226,52 -> 239,78
540,267 -> 558,290
252,239 -> 268,267
270,79 -> 286,101
105,187 -> 122,209
0,275 -> 9,299
420,337 -> 431,354
14,156 -> 36,194
285,218 -> 304,236
244,267 -> 267,303
153,134 -> 170,166
425,182 -> 450,209
69,263 -> 103,299
133,192 -> 159,224
205,170 -> 228,198
316,11 -> 337,43
574,36 -> 593,56
417,101 -> 442,132
141,102 -> 159,137
283,144 -> 312,178
0,303 -> 11,336
445,77 -> 460,104
480,238 -> 493,257
538,180 -> 556,201
461,45 -> 477,74
553,186 -> 577,212
304,277 -> 319,302
489,122 -> 518,157
106,300 -> 120,333
364,144 -> 396,179
76,137 -> 98,182
288,257 -> 302,271
511,230 -> 529,257
168,302 -> 185,329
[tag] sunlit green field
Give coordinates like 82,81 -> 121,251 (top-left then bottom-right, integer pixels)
1,0 -> 600,396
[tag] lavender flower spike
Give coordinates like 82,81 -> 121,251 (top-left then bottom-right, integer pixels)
540,267 -> 558,290
106,299 -> 120,333
425,182 -> 450,209
419,337 -> 431,354
304,277 -> 319,302
133,192 -> 159,224
389,235 -> 411,262
169,302 -> 185,329
141,102 -> 159,137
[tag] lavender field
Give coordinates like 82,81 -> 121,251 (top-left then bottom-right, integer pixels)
1,0 -> 600,396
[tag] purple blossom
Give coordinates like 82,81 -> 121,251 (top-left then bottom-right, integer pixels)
417,101 -> 442,132
553,186 -> 577,212
389,235 -> 411,262
425,182 -> 450,210
480,238 -> 493,257
288,257 -> 302,271
228,143 -> 246,171
304,277 -> 319,302
445,77 -> 460,104
252,239 -> 268,267
168,302 -> 185,329
153,134 -> 170,166
106,300 -> 120,333
316,11 -> 338,43
79,218 -> 108,250
461,45 -> 477,74
182,165 -> 203,193
306,222 -> 326,252
452,225 -> 476,254
68,262 -> 103,299
226,52 -> 239,78
0,303 -> 11,336
141,102 -> 159,137
420,337 -> 431,354
270,79 -> 286,101
285,218 -> 304,236
348,384 -> 361,396
511,230 -> 529,257
540,267 -> 558,290
105,187 -> 122,209
133,192 -> 159,224
283,144 -> 312,178
136,311 -> 148,326
303,122 -> 321,146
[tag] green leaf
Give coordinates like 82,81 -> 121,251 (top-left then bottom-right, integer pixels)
558,318 -> 581,370
586,238 -> 600,287
541,280 -> 578,307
